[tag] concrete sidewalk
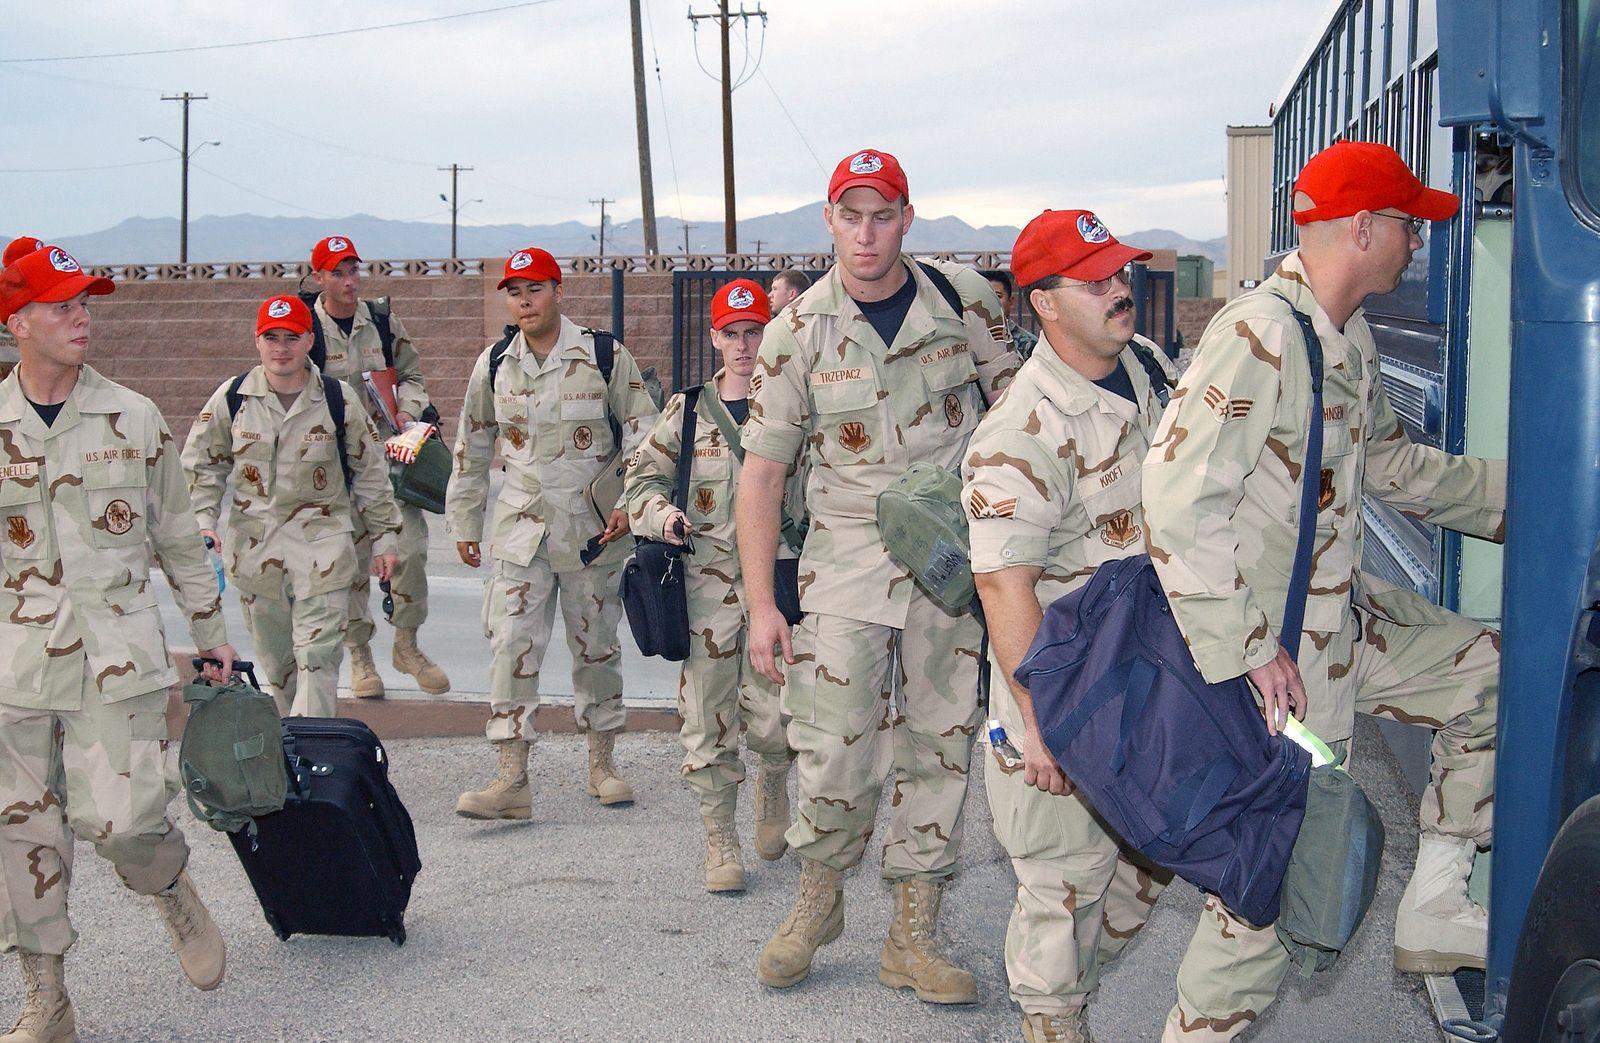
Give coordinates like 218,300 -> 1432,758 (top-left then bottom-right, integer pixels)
10,718 -> 1439,1041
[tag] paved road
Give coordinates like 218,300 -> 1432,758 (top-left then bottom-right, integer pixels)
15,718 -> 1441,1041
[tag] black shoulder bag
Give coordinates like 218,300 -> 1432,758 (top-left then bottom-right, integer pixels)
618,388 -> 700,661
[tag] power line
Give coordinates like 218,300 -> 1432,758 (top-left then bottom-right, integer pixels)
643,0 -> 686,223
756,67 -> 826,176
188,161 -> 337,219
0,157 -> 174,174
206,104 -> 439,170
0,1 -> 564,64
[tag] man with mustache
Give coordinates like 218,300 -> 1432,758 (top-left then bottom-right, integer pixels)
625,279 -> 801,893
964,211 -> 1175,1043
1143,141 -> 1505,1039
737,148 -> 1020,1000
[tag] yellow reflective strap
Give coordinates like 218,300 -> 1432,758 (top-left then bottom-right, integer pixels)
1282,716 -> 1341,769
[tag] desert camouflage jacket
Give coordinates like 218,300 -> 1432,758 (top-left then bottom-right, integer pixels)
447,316 -> 658,571
182,364 -> 402,598
743,258 -> 1020,628
1142,251 -> 1506,739
313,294 -> 432,427
0,365 -> 226,709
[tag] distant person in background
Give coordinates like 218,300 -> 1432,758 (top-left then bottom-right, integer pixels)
3,237 -> 45,268
986,270 -> 1039,360
306,235 -> 449,700
769,269 -> 811,312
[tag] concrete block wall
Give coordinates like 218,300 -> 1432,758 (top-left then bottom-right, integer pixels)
83,268 -> 676,445
1176,297 -> 1226,352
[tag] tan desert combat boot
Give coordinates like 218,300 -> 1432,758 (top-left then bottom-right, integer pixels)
753,756 -> 792,861
756,858 -> 844,988
1,953 -> 74,1043
1394,834 -> 1488,972
152,870 -> 226,991
703,815 -> 746,893
586,730 -> 634,805
347,642 -> 385,699
455,740 -> 532,820
879,878 -> 977,1004
1023,1009 -> 1094,1043
391,627 -> 450,694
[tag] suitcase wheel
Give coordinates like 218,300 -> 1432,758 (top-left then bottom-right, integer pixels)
384,917 -> 406,947
263,909 -> 291,942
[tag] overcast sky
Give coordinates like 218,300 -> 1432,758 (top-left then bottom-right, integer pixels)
2,0 -> 1332,243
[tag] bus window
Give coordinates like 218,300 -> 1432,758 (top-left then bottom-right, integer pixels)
1572,0 -> 1600,213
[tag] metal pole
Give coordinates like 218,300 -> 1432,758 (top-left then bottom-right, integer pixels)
719,0 -> 736,253
590,198 -> 615,258
629,0 -> 659,255
438,164 -> 474,259
611,268 -> 626,341
160,92 -> 207,264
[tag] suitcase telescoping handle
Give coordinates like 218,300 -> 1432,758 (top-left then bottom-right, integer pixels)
190,656 -> 260,691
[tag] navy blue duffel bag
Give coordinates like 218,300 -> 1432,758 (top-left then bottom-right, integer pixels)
1014,554 -> 1312,926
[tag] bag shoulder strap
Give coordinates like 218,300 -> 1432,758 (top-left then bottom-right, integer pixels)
1270,293 -> 1325,662
1126,337 -> 1171,407
675,387 -> 703,513
701,385 -> 806,554
297,290 -> 327,371
486,325 -> 519,393
366,297 -> 396,369
914,260 -> 964,318
583,329 -> 624,451
224,373 -> 249,419
321,376 -> 354,490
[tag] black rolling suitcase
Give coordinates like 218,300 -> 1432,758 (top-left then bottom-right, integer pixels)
228,717 -> 421,945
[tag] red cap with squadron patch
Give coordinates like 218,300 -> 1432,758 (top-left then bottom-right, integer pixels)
255,294 -> 313,336
1292,141 -> 1460,225
0,245 -> 115,323
3,237 -> 45,268
711,278 -> 770,329
311,235 -> 361,271
498,247 -> 562,289
828,148 -> 908,203
1010,210 -> 1153,287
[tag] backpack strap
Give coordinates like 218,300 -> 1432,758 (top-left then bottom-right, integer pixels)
322,376 -> 354,491
700,388 -> 806,555
366,297 -> 396,369
585,328 -> 624,454
485,325 -> 520,393
1271,293 -> 1325,663
1126,338 -> 1172,407
297,291 -> 327,371
914,260 -> 965,318
224,373 -> 249,420
675,387 -> 703,515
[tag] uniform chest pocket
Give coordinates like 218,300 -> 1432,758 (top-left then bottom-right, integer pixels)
1313,420 -> 1359,520
0,477 -> 49,560
812,375 -> 886,466
560,393 -> 612,458
1077,455 -> 1145,554
919,353 -> 980,434
686,452 -> 733,526
494,393 -> 535,461
83,459 -> 149,548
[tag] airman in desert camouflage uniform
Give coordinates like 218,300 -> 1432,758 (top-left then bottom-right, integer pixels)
307,235 -> 449,699
1142,142 -> 1504,1041
182,294 -> 402,719
965,210 -> 1176,1043
738,149 -> 1019,1001
0,244 -> 239,1041
449,247 -> 658,819
625,279 -> 802,894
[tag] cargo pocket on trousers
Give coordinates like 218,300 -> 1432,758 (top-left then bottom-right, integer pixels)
779,617 -> 819,725
126,709 -> 178,832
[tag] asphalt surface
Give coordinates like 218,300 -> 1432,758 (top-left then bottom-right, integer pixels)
7,717 -> 1442,1042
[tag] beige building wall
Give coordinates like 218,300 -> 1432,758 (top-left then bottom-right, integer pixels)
1226,125 -> 1274,299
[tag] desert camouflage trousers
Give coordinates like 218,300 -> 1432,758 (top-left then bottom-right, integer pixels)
348,500 -> 430,647
481,552 -> 625,742
985,742 -> 1174,1016
0,678 -> 188,956
240,583 -> 347,718
678,555 -> 791,819
1163,603 -> 1499,1041
781,594 -> 983,880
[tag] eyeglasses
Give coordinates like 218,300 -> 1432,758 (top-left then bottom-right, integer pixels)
1372,212 -> 1426,235
1063,265 -> 1134,297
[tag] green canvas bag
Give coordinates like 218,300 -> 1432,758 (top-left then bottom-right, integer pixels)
179,663 -> 287,836
390,436 -> 451,514
876,462 -> 975,614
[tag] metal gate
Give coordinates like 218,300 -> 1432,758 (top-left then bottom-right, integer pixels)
671,270 -> 825,391
1130,265 -> 1177,356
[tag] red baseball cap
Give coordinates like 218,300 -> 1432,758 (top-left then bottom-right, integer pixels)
711,279 -> 770,329
256,294 -> 313,336
1293,140 -> 1460,225
498,247 -> 562,289
828,148 -> 909,204
311,235 -> 361,271
0,245 -> 115,323
2,236 -> 45,268
1011,210 -> 1152,287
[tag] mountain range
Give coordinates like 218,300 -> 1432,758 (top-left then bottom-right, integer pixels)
50,205 -> 1226,267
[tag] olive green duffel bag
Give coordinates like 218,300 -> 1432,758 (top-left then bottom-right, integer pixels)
391,436 -> 451,514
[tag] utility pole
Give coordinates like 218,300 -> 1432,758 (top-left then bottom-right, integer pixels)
681,222 -> 695,256
590,198 -> 615,258
437,164 -> 474,259
753,238 -> 764,256
146,92 -> 212,264
629,0 -> 659,255
688,2 -> 766,253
